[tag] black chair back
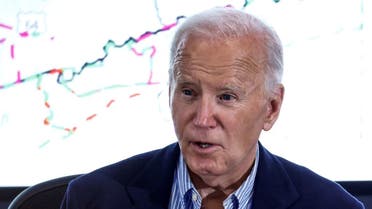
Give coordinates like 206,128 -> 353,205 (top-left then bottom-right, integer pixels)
7,174 -> 81,209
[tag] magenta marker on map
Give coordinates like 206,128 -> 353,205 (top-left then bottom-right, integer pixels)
16,71 -> 21,83
0,38 -> 5,44
19,31 -> 29,37
10,44 -> 14,59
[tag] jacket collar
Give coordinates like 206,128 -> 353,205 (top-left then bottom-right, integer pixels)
123,142 -> 300,209
252,142 -> 300,209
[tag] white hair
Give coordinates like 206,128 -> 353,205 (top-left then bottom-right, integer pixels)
169,7 -> 283,92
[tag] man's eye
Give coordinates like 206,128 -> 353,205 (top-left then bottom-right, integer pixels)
219,94 -> 235,101
182,89 -> 193,96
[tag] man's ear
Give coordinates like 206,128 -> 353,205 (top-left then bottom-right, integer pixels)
263,84 -> 284,131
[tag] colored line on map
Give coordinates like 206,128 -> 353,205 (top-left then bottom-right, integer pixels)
56,15 -> 185,85
10,44 -> 15,59
0,23 -> 12,30
15,71 -> 22,84
106,99 -> 115,108
11,0 -> 260,149
86,114 -> 97,121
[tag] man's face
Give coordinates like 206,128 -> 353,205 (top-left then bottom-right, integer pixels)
169,37 -> 282,185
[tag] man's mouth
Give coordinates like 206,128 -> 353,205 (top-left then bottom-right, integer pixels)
191,141 -> 216,150
194,142 -> 213,149
189,140 -> 220,153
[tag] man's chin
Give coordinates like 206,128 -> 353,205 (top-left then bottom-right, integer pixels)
187,158 -> 224,176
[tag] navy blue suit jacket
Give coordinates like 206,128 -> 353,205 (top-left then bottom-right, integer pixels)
61,142 -> 364,209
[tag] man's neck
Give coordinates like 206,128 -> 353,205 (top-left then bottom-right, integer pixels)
189,164 -> 253,198
189,167 -> 252,209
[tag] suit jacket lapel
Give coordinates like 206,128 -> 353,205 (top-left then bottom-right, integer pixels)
126,143 -> 180,209
122,142 -> 300,209
252,142 -> 300,209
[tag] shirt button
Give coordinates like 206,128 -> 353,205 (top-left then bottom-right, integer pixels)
192,193 -> 197,201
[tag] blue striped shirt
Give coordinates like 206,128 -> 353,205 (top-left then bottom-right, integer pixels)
168,145 -> 259,209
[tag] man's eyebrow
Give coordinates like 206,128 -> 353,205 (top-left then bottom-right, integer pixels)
178,81 -> 195,86
219,80 -> 261,95
174,77 -> 196,86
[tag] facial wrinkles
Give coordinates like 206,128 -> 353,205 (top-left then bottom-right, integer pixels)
171,41 -> 267,101
174,57 -> 261,85
235,57 -> 260,74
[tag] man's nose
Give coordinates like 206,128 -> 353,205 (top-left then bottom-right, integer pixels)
193,96 -> 217,128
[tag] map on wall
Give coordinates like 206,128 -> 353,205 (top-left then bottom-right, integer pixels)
1,0 -> 371,186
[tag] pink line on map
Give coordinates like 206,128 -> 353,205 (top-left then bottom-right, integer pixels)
162,22 -> 177,31
16,71 -> 22,83
10,44 -> 15,59
136,33 -> 151,42
0,23 -> 12,30
131,48 -> 143,56
150,46 -> 156,57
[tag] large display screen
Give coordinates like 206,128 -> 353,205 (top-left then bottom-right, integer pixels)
1,0 -> 371,186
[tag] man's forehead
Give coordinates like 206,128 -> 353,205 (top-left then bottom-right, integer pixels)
174,63 -> 264,89
175,35 -> 263,63
172,49 -> 262,80
171,33 -> 266,84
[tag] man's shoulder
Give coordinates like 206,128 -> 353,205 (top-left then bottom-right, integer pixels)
70,142 -> 179,189
273,152 -> 347,194
259,143 -> 346,191
61,143 -> 180,209
260,145 -> 364,208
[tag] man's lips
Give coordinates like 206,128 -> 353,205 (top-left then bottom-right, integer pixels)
193,141 -> 214,148
188,139 -> 220,150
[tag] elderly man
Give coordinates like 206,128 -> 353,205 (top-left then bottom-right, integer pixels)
61,7 -> 364,209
